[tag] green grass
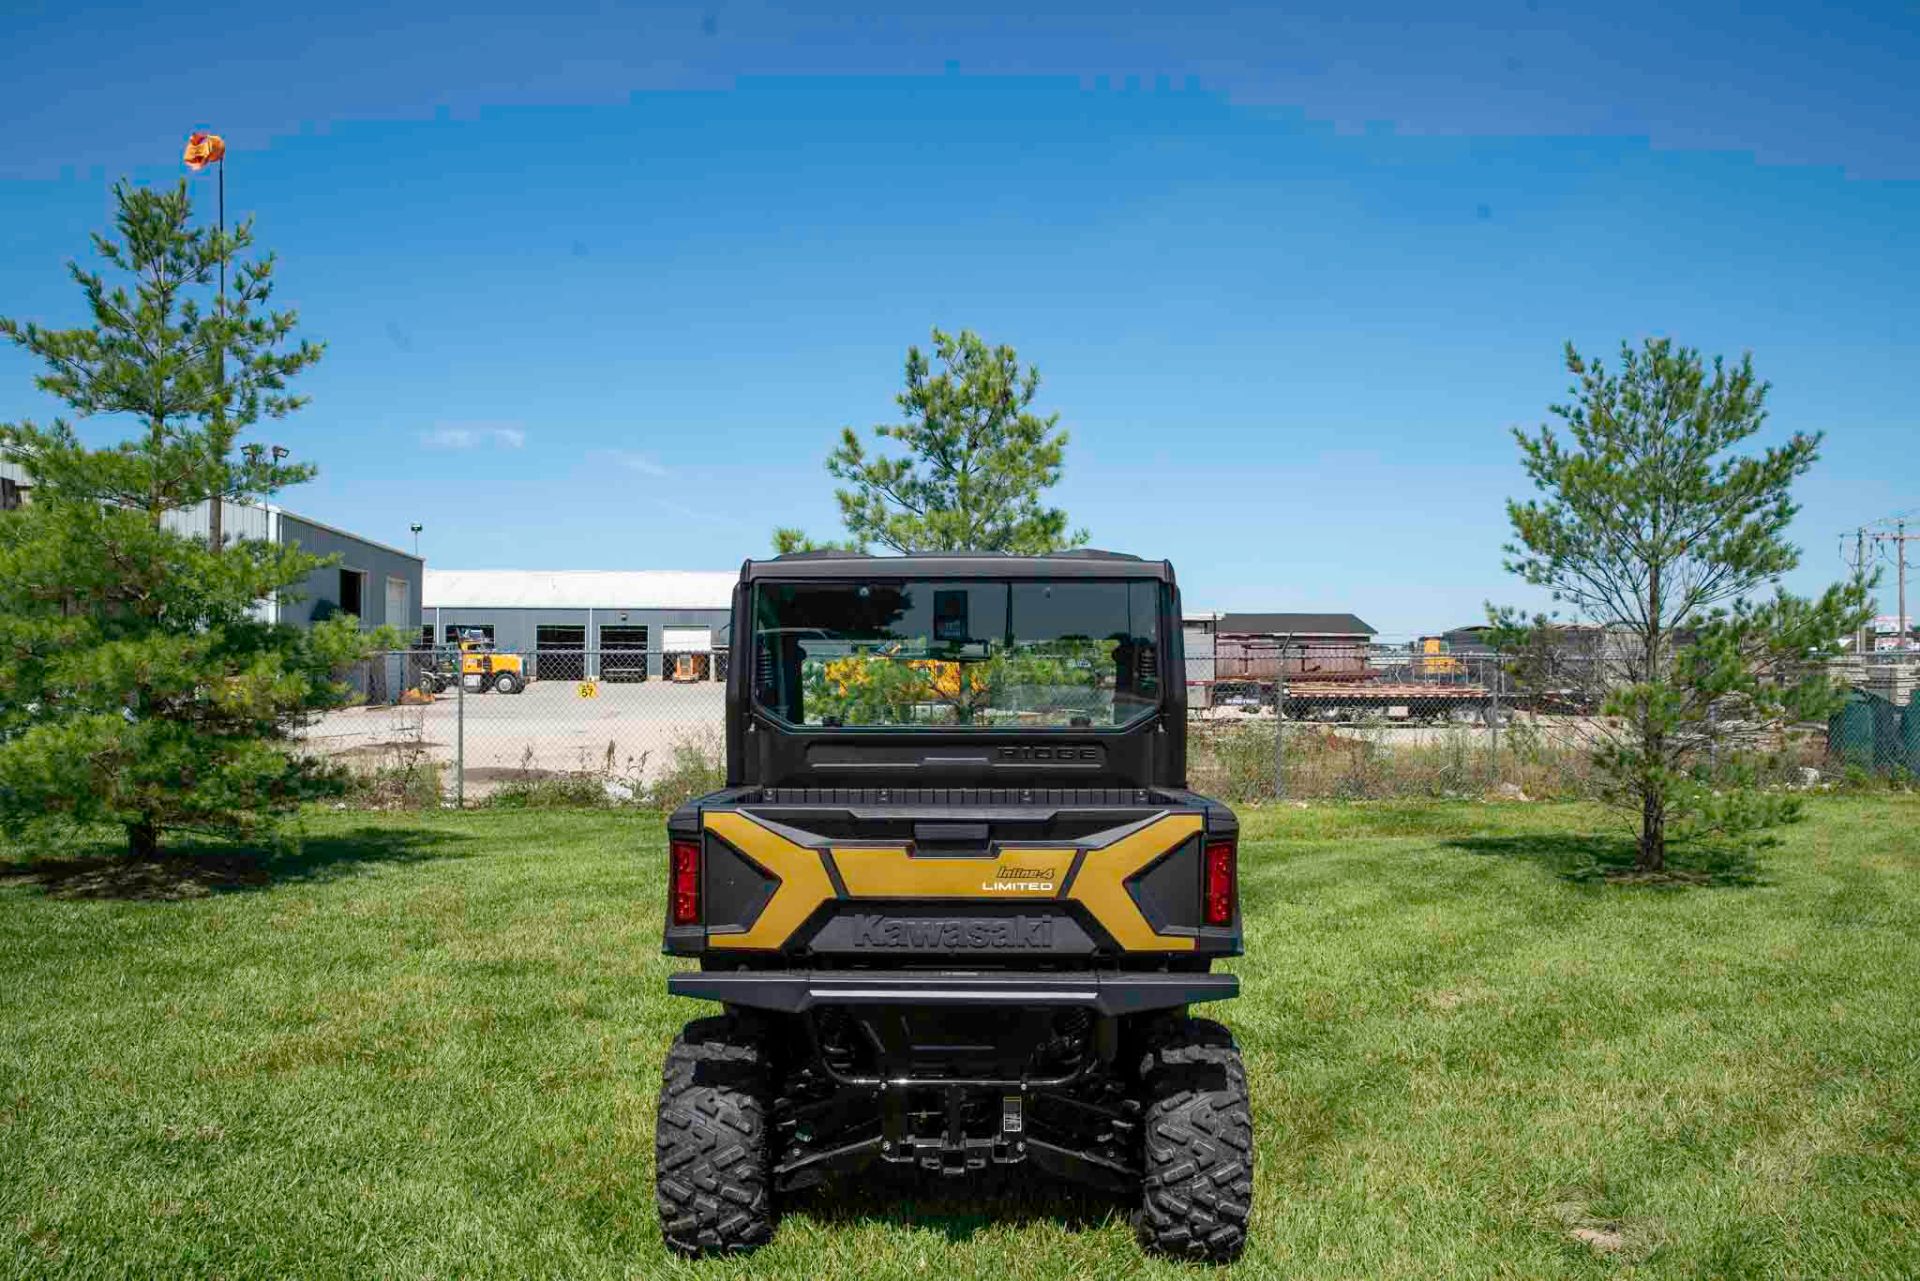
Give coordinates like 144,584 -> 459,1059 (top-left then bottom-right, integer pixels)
3,798 -> 1917,1279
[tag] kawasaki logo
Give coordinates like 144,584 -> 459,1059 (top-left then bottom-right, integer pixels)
850,915 -> 1054,950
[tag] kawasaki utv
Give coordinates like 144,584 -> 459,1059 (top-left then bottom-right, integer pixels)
655,551 -> 1251,1262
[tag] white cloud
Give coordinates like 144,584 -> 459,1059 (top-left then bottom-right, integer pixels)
596,449 -> 670,477
422,423 -> 526,450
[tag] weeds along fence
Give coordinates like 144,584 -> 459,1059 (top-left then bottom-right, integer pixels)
1186,639 -> 1916,801
316,642 -> 1915,810
318,648 -> 727,810
1185,639 -> 1593,802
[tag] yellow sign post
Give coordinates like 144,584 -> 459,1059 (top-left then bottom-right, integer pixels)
577,680 -> 599,699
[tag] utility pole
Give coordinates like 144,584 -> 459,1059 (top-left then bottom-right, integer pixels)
1875,522 -> 1915,651
1856,526 -> 1872,653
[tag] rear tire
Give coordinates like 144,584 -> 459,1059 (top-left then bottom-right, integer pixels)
655,1016 -> 775,1256
1136,1017 -> 1253,1263
490,671 -> 522,695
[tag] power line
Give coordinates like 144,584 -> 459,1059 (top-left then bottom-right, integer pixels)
1861,504 -> 1920,531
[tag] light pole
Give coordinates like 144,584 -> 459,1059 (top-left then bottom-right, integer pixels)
410,523 -> 424,557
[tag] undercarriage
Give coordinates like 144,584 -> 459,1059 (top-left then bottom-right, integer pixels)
771,1004 -> 1141,1194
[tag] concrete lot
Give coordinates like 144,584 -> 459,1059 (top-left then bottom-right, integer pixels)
300,679 -> 727,786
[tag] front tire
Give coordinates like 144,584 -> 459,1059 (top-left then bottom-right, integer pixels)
1136,1017 -> 1254,1263
655,1016 -> 775,1256
490,671 -> 523,695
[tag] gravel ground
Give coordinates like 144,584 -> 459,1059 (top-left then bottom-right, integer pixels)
299,679 -> 727,786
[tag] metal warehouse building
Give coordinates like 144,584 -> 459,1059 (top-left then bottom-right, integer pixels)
4,458 -> 422,636
179,500 -> 423,634
422,569 -> 736,683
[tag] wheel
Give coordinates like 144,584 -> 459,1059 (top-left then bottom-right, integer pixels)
1135,1017 -> 1254,1263
655,1016 -> 774,1256
490,671 -> 522,695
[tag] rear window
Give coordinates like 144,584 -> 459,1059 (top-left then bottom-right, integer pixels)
752,579 -> 1163,730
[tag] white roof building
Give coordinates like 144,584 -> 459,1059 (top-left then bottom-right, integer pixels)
423,569 -> 736,611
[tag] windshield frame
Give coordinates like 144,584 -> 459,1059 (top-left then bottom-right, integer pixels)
748,576 -> 1171,734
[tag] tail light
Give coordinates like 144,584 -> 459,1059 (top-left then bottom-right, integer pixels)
1203,838 -> 1236,926
670,838 -> 701,926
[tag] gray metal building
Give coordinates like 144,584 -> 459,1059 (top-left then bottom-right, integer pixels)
160,499 -> 424,635
0,455 -> 27,511
422,570 -> 735,682
2,460 -> 421,636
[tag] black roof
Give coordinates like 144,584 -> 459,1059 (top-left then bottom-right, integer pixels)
743,549 -> 1175,583
1213,612 -> 1375,637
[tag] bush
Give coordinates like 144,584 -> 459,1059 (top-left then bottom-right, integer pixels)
333,715 -> 444,810
483,730 -> 725,812
646,729 -> 727,812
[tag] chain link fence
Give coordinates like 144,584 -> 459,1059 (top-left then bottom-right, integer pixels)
1188,638 -> 1918,801
1187,638 -> 1561,803
1825,654 -> 1920,782
319,648 -> 727,809
314,640 -> 1917,808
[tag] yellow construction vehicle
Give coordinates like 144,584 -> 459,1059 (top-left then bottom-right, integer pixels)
1414,635 -> 1464,679
420,630 -> 527,695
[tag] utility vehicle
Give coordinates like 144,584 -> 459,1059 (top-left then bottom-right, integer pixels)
656,551 -> 1251,1261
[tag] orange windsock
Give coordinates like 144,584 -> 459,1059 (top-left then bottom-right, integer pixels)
183,132 -> 226,171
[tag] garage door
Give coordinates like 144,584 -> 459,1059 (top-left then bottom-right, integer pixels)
663,626 -> 714,682
536,625 -> 586,681
662,626 -> 712,653
599,625 -> 649,683
386,576 -> 412,630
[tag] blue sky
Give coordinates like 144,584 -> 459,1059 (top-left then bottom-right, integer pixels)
2,1 -> 1916,633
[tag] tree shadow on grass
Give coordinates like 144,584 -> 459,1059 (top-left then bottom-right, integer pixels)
785,1167 -> 1130,1244
1445,833 -> 1768,888
0,826 -> 472,901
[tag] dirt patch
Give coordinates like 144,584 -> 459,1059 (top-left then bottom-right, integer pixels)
1549,1197 -> 1657,1261
328,741 -> 448,760
1569,1226 -> 1626,1253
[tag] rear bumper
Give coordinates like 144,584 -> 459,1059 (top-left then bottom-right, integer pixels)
668,968 -> 1237,1016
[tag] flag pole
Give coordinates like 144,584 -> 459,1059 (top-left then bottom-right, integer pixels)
213,148 -> 227,552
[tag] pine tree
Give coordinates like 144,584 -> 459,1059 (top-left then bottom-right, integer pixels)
1495,339 -> 1870,872
0,180 -> 370,859
775,328 -> 1086,554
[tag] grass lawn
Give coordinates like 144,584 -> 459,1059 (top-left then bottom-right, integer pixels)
3,797 -> 1917,1279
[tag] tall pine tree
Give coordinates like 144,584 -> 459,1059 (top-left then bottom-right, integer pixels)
1494,340 -> 1870,872
0,180 -> 371,858
775,328 -> 1086,554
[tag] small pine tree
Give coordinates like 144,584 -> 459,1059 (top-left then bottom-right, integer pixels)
0,180 -> 370,859
1494,339 -> 1870,872
775,328 -> 1087,554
